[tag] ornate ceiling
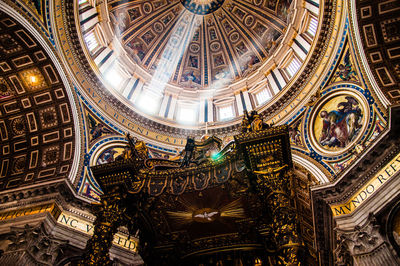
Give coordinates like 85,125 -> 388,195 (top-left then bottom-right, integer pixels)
76,0 -> 320,127
109,0 -> 291,90
0,0 -> 394,202
354,0 -> 400,103
0,11 -> 77,190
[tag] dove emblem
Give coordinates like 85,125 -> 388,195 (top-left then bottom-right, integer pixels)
192,208 -> 220,223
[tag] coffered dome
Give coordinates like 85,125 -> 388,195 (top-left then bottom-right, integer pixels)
77,0 -> 320,128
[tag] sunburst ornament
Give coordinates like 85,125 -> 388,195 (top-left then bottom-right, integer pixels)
167,198 -> 245,225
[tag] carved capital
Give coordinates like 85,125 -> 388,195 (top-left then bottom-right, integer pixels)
334,213 -> 400,265
334,232 -> 353,266
335,213 -> 383,257
0,224 -> 68,265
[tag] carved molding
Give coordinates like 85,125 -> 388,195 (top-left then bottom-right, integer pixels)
0,223 -> 68,265
334,213 -> 400,265
335,214 -> 382,256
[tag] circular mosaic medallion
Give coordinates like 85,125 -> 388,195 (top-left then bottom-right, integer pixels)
229,32 -> 240,43
210,41 -> 221,52
245,15 -> 255,27
143,3 -> 152,13
180,0 -> 225,15
309,89 -> 369,156
153,22 -> 163,33
190,43 -> 200,53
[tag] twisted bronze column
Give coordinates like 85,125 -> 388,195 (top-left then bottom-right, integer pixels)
79,195 -> 127,265
255,166 -> 305,265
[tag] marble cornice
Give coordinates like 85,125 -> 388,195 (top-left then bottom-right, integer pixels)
0,180 -> 92,213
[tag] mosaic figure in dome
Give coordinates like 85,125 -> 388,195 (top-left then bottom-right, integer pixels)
223,21 -> 233,33
114,11 -> 129,33
142,31 -> 155,45
318,96 -> 362,148
289,119 -> 302,146
266,0 -> 277,10
128,7 -> 141,22
209,29 -> 217,40
335,50 -> 357,81
241,54 -> 261,75
192,30 -> 200,41
214,54 -> 224,67
213,69 -> 230,82
181,70 -> 201,84
277,0 -> 293,21
97,147 -> 126,165
254,23 -> 267,37
97,148 -> 118,165
188,55 -> 198,68
235,42 -> 248,56
127,39 -> 146,61
81,180 -> 101,201
88,114 -> 112,141
264,29 -> 281,53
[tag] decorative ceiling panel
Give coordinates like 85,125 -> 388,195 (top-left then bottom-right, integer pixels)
110,0 -> 291,90
355,0 -> 400,103
0,11 -> 76,190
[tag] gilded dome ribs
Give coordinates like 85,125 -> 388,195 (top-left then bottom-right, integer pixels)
109,0 -> 145,9
172,17 -> 199,83
121,1 -> 180,43
143,10 -> 185,68
76,0 -> 320,127
212,13 -> 240,78
220,7 -> 265,60
173,56 -> 184,83
202,17 -> 209,86
233,0 -> 286,33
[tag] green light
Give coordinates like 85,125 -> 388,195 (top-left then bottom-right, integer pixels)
211,152 -> 221,161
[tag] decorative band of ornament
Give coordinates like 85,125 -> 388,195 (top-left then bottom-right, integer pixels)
0,203 -> 61,221
57,212 -> 138,252
142,161 -> 233,196
331,151 -> 400,217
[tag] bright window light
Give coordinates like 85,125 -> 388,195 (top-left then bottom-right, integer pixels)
79,0 -> 88,5
307,16 -> 318,36
219,105 -> 234,120
136,92 -> 159,114
255,88 -> 270,105
286,57 -> 301,77
84,31 -> 98,52
104,66 -> 124,89
178,106 -> 196,123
